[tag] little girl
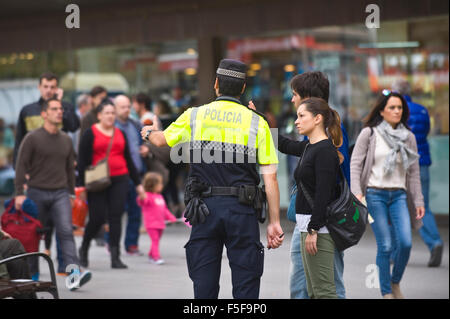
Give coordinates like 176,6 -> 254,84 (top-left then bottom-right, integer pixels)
137,172 -> 177,265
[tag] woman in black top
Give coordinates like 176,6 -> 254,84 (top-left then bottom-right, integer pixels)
278,97 -> 343,299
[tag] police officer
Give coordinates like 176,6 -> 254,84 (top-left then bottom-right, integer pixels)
141,59 -> 284,299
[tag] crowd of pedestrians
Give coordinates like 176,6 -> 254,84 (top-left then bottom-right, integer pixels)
0,66 -> 445,299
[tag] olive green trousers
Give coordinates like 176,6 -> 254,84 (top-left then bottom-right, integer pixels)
300,232 -> 338,299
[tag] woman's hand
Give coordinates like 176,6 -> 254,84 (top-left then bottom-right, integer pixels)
305,233 -> 318,255
416,206 -> 425,220
355,194 -> 363,202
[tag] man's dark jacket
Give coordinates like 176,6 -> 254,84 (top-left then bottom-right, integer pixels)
13,98 -> 79,167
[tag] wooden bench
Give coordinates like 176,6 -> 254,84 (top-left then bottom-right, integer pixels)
0,252 -> 59,299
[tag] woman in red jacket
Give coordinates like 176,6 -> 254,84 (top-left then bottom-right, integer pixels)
77,100 -> 145,269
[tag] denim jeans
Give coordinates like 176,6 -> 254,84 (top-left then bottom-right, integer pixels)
366,187 -> 412,296
124,179 -> 142,250
418,166 -> 443,251
27,187 -> 80,275
289,226 -> 346,299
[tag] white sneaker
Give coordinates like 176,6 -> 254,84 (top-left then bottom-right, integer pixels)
149,258 -> 165,265
68,270 -> 92,291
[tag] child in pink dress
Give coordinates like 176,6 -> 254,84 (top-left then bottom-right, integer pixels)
137,172 -> 177,265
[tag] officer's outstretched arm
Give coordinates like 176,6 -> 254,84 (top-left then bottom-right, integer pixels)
141,126 -> 168,147
261,165 -> 284,249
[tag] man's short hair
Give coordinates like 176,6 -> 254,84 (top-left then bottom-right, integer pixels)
39,72 -> 59,85
391,78 -> 411,96
290,71 -> 329,102
41,97 -> 61,112
76,94 -> 90,108
134,93 -> 152,111
90,85 -> 107,98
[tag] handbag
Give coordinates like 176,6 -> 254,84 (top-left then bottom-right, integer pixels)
1,199 -> 43,253
298,143 -> 369,251
85,129 -> 115,192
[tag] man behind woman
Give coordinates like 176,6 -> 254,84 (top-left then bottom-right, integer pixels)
255,71 -> 348,299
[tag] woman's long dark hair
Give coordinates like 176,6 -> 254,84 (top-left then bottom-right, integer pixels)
364,91 -> 410,129
300,97 -> 344,163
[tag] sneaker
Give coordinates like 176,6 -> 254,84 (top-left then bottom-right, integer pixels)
68,270 -> 92,291
126,245 -> 143,256
151,259 -> 165,265
148,257 -> 164,265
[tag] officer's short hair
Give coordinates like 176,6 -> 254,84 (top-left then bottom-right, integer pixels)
290,71 -> 329,102
217,59 -> 247,97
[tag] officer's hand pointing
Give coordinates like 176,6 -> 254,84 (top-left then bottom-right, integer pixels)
267,222 -> 284,249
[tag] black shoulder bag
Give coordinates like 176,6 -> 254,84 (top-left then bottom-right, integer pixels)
298,143 -> 369,251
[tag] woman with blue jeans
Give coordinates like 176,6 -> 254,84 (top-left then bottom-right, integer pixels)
350,91 -> 425,299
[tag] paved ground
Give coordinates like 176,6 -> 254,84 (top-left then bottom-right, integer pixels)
32,215 -> 449,299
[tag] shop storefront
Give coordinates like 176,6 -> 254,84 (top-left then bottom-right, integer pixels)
223,15 -> 449,212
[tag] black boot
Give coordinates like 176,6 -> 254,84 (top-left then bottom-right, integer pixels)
110,246 -> 128,269
428,244 -> 443,267
78,243 -> 89,268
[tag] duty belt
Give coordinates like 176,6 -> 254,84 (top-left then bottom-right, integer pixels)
201,185 -> 260,203
185,179 -> 267,224
201,186 -> 240,197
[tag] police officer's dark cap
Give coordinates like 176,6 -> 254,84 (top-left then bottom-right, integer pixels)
217,59 -> 247,80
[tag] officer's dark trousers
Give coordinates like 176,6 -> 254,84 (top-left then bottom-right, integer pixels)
184,196 -> 264,299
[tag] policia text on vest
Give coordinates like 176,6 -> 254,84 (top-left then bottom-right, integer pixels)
166,100 -> 278,166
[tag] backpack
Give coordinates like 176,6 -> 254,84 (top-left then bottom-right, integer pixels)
1,199 -> 43,253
